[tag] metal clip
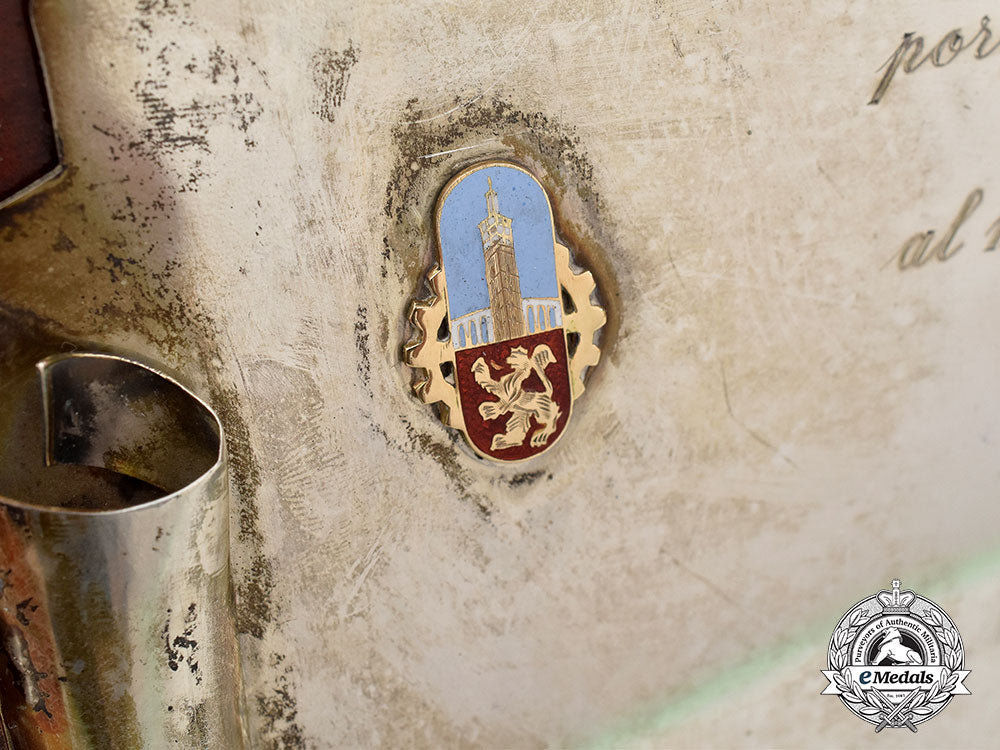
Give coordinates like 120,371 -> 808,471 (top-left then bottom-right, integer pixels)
0,353 -> 246,749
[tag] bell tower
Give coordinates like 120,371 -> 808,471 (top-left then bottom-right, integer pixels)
478,177 -> 524,341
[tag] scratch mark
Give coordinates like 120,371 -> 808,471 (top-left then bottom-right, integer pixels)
670,33 -> 684,58
405,93 -> 486,125
666,249 -> 692,296
419,140 -> 499,159
720,363 -> 799,469
341,531 -> 385,619
255,357 -> 311,375
667,554 -> 743,612
817,162 -> 845,200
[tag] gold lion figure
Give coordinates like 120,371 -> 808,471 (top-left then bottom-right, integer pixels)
471,344 -> 562,450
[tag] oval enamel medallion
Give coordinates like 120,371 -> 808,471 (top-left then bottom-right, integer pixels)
406,161 -> 606,462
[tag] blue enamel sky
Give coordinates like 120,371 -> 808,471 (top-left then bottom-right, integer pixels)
438,165 -> 559,319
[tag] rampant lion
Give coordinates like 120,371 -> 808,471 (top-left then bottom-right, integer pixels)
471,344 -> 561,450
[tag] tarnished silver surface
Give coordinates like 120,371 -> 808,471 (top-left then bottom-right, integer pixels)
2,1 -> 1000,746
0,353 -> 246,749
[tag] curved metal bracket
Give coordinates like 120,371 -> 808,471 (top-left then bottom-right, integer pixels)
0,353 -> 246,749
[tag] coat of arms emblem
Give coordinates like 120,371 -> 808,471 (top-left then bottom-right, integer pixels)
405,161 -> 605,461
822,580 -> 971,731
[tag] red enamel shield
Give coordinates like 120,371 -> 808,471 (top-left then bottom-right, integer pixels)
454,329 -> 572,461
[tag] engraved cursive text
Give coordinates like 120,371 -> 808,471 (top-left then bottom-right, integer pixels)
889,189 -> 1000,270
870,16 -> 1000,104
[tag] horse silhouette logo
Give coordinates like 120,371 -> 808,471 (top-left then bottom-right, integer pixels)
869,627 -> 923,666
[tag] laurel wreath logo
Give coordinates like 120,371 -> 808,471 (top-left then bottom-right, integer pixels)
828,605 -> 964,726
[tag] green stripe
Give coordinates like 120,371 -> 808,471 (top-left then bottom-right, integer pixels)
579,543 -> 1000,749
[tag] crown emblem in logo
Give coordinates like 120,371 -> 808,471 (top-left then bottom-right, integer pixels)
404,161 -> 606,462
875,579 -> 917,614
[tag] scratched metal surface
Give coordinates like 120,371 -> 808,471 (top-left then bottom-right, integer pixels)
1,1 -> 998,747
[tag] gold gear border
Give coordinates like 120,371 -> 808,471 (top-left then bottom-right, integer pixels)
404,243 -> 606,433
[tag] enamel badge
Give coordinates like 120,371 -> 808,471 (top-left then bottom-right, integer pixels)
406,161 -> 605,462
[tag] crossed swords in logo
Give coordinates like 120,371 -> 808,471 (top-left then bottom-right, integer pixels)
871,686 -> 922,732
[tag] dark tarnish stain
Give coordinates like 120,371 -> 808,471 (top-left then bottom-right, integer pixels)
87,246 -> 217,355
354,305 -> 371,389
310,42 -> 359,123
182,700 -> 210,747
100,251 -> 140,285
506,470 -> 550,488
207,386 -> 275,641
162,619 -> 179,670
385,97 -> 621,394
14,599 -> 37,628
119,2 -> 265,195
51,230 -> 76,253
131,0 -> 196,32
380,237 -> 392,279
256,652 -> 305,750
3,508 -> 27,532
161,603 -> 201,684
385,97 -> 604,222
205,385 -> 261,517
237,554 -> 275,641
125,45 -> 264,182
